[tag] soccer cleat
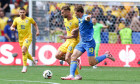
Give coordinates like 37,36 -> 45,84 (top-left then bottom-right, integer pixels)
74,75 -> 82,80
93,65 -> 97,69
21,68 -> 27,73
77,59 -> 82,70
60,60 -> 63,65
61,75 -> 75,80
105,51 -> 115,61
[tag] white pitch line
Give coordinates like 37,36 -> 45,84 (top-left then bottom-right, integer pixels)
0,79 -> 60,84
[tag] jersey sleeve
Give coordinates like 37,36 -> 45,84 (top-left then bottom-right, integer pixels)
4,25 -> 8,34
13,18 -> 17,26
30,18 -> 35,24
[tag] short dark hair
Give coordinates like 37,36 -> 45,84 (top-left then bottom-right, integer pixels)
20,7 -> 25,11
75,5 -> 84,13
61,5 -> 70,11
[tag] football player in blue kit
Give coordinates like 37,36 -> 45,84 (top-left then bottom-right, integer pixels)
61,5 -> 115,80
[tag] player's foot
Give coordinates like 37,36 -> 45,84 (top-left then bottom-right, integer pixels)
75,75 -> 82,80
105,51 -> 115,61
21,66 -> 27,73
21,68 -> 27,73
93,65 -> 97,69
60,60 -> 63,65
77,59 -> 81,70
61,75 -> 75,80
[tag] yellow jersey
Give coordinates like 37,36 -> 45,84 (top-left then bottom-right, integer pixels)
13,17 -> 35,42
64,16 -> 79,42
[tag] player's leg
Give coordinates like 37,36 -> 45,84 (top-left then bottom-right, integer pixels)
24,39 -> 36,64
27,52 -> 36,65
61,49 -> 83,80
93,43 -> 100,68
87,39 -> 115,66
61,42 -> 84,80
65,51 -> 80,78
55,42 -> 68,61
88,51 -> 115,66
86,40 -> 115,66
55,50 -> 65,60
21,45 -> 28,73
21,39 -> 33,72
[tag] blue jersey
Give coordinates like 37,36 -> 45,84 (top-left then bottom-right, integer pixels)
78,14 -> 93,42
4,24 -> 17,42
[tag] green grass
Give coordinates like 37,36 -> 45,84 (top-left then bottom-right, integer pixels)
0,66 -> 140,84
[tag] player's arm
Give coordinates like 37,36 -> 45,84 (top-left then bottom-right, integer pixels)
59,33 -> 78,39
102,25 -> 108,28
85,15 -> 92,21
33,22 -> 40,36
59,35 -> 75,39
59,28 -> 79,39
10,19 -> 17,31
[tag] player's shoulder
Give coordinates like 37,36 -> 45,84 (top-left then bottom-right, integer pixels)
26,17 -> 34,20
72,16 -> 79,22
14,17 -> 20,21
73,16 -> 78,20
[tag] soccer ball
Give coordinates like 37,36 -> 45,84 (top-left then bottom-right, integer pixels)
43,70 -> 53,79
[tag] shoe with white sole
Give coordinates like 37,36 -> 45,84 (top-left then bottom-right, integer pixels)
21,68 -> 27,73
105,51 -> 115,61
74,75 -> 82,80
61,75 -> 75,80
93,65 -> 97,69
21,66 -> 27,73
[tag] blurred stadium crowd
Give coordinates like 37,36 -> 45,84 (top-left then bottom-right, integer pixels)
0,0 -> 140,44
0,0 -> 28,42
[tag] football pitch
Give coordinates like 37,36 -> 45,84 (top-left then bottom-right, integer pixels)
0,66 -> 139,84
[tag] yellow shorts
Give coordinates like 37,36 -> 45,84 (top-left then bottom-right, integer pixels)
58,40 -> 78,53
19,38 -> 32,49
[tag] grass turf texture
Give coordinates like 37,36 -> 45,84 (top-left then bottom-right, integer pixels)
0,66 -> 140,84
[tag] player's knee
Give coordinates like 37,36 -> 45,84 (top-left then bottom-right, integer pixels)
65,58 -> 69,62
22,50 -> 26,55
71,56 -> 77,61
55,54 -> 61,60
89,62 -> 96,66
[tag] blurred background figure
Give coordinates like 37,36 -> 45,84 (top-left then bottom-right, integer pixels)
0,10 -> 9,36
0,0 -> 10,16
10,1 -> 20,20
4,18 -> 18,42
119,23 -> 132,44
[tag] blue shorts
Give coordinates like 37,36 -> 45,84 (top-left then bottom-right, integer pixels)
75,39 -> 96,57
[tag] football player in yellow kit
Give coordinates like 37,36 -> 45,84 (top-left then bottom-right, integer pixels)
55,5 -> 82,80
10,8 -> 39,73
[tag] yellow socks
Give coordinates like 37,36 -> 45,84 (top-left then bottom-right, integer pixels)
27,52 -> 33,61
75,68 -> 79,75
22,51 -> 28,66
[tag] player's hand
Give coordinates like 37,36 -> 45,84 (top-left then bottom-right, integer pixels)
59,35 -> 66,39
11,27 -> 15,31
71,29 -> 78,37
36,30 -> 40,36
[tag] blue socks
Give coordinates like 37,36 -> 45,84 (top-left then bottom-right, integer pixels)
95,54 -> 107,63
70,61 -> 77,76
